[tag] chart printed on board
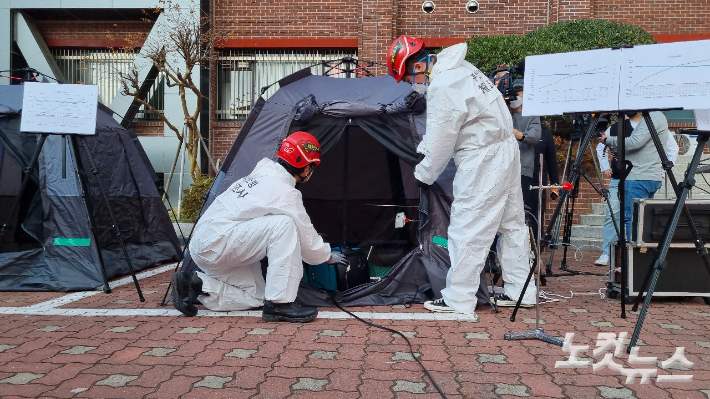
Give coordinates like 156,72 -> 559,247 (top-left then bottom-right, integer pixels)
20,82 -> 98,135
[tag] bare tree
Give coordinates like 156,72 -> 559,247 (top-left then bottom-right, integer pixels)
117,0 -> 220,180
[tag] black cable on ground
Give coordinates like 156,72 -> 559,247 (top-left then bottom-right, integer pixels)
318,285 -> 449,399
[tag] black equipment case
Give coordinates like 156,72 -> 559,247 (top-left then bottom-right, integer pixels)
608,199 -> 710,300
632,199 -> 710,245
608,243 -> 710,300
305,246 -> 371,292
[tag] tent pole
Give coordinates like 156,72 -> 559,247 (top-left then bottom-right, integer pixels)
70,134 -> 112,294
0,134 -> 48,240
177,137 -> 187,221
197,128 -> 218,173
75,135 -> 145,302
162,138 -> 183,204
342,128 -> 349,244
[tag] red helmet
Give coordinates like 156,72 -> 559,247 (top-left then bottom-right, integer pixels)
387,36 -> 426,82
277,131 -> 321,168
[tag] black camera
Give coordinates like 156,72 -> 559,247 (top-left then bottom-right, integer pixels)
488,63 -> 524,103
572,113 -> 609,140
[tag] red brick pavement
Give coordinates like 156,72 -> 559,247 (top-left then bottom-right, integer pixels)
0,251 -> 709,398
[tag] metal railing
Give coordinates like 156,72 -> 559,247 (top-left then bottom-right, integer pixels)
51,49 -> 164,120
216,49 -> 357,120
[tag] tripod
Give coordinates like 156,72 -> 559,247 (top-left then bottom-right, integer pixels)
504,154 -> 564,347
626,126 -> 710,351
541,114 -> 610,277
0,133 -> 144,301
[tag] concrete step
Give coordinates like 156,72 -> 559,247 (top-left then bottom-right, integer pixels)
570,224 -> 603,239
580,213 -> 605,226
591,203 -> 607,215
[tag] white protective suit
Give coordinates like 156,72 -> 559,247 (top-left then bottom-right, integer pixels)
415,43 -> 536,314
188,158 -> 331,311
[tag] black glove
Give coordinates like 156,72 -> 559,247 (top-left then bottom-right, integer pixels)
415,179 -> 429,188
550,189 -> 559,200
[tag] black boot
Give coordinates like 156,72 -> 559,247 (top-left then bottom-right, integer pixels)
171,272 -> 198,317
262,301 -> 318,323
187,271 -> 203,304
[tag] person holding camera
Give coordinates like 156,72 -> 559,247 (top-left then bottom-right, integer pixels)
595,112 -> 676,265
596,112 -> 668,244
171,131 -> 345,322
386,36 -> 536,318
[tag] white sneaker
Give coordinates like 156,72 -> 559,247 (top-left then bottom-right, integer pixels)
594,254 -> 609,266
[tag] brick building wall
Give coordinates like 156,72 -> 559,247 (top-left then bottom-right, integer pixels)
35,21 -> 151,48
592,0 -> 710,35
132,121 -> 165,136
214,0 -> 361,40
30,0 -> 710,198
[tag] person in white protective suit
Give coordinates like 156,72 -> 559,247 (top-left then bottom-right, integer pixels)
170,131 -> 346,322
386,36 -> 536,319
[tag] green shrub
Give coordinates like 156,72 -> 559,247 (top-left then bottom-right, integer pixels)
465,19 -> 657,74
180,176 -> 215,223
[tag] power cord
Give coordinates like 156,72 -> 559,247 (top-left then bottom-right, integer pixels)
310,279 -> 449,399
538,288 -> 606,304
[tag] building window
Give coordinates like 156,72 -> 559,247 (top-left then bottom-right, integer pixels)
217,49 -> 357,121
51,49 -> 164,120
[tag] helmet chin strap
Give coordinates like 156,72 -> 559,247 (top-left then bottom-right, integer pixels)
410,54 -> 435,86
297,165 -> 315,183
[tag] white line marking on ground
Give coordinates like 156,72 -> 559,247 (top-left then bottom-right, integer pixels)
0,307 -> 477,321
0,262 -> 477,321
25,263 -> 179,311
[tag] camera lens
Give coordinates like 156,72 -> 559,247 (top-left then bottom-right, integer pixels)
422,1 -> 435,13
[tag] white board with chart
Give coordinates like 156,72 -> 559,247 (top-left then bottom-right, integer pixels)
619,40 -> 710,110
522,40 -> 710,116
20,82 -> 98,135
522,48 -> 621,116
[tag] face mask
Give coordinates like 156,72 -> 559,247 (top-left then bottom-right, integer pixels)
411,83 -> 428,95
509,97 -> 523,109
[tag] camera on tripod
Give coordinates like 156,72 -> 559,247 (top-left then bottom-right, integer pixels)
488,62 -> 524,103
571,113 -> 609,140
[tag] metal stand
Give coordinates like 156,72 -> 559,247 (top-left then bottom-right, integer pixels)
74,135 -> 145,302
541,114 -> 608,277
627,129 -> 710,351
504,154 -> 564,347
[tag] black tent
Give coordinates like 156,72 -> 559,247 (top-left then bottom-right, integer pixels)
183,68 -> 489,307
0,84 -> 182,292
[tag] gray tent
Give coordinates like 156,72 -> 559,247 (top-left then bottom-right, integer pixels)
0,84 -> 182,292
183,68 -> 489,307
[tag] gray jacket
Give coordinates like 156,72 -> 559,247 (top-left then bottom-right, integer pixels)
605,111 -> 668,182
511,112 -> 541,178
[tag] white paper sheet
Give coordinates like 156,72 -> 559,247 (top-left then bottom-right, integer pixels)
20,82 -> 98,135
522,40 -> 710,116
694,109 -> 710,131
522,48 -> 621,116
619,40 -> 710,111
